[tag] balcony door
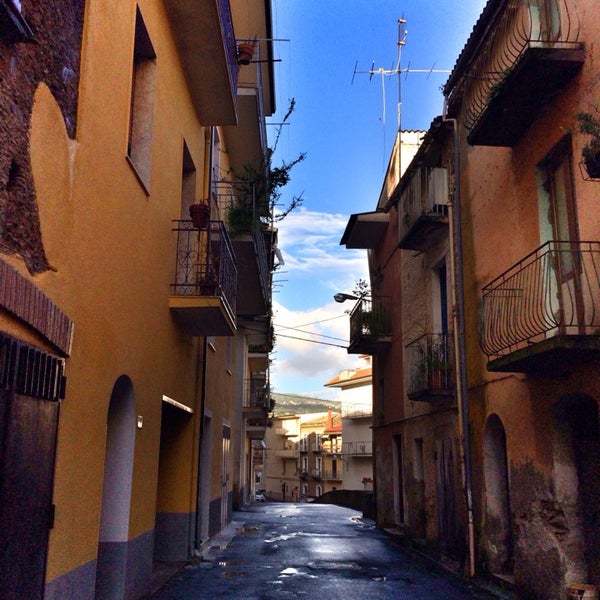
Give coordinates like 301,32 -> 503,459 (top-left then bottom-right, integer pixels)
538,138 -> 584,333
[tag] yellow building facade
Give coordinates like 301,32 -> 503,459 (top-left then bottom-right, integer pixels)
0,1 -> 275,598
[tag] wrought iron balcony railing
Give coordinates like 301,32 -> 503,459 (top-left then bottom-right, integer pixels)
450,0 -> 583,146
480,241 -> 600,370
171,220 -> 237,316
213,180 -> 272,316
406,333 -> 455,401
243,378 -> 271,412
348,296 -> 392,354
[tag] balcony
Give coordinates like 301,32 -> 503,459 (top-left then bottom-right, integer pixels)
480,241 -> 600,373
246,416 -> 268,440
275,448 -> 298,459
398,167 -> 449,252
275,424 -> 299,437
169,220 -> 237,336
214,181 -> 272,317
242,378 -> 271,417
348,297 -> 392,355
406,333 -> 455,402
322,443 -> 342,455
223,39 -> 270,174
311,469 -> 322,480
341,404 -> 372,419
445,0 -> 584,146
164,0 -> 239,125
342,441 -> 373,457
322,471 -> 342,482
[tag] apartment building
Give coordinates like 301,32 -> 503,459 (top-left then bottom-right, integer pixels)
264,414 -> 301,500
340,0 -> 600,597
443,0 -> 600,596
0,1 -> 276,598
264,409 -> 343,500
324,356 -> 374,491
340,127 -> 464,561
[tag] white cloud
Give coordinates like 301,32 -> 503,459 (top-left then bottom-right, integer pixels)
270,299 -> 365,396
276,207 -> 367,276
269,207 -> 371,397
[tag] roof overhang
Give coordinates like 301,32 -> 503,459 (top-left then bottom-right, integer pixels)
340,211 -> 389,249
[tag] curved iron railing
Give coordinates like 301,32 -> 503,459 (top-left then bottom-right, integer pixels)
171,219 -> 237,317
480,241 -> 600,359
463,0 -> 581,132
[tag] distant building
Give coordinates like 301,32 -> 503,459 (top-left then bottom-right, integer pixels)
263,403 -> 343,501
324,356 -> 374,491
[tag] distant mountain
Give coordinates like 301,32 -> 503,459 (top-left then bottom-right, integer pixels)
271,392 -> 340,416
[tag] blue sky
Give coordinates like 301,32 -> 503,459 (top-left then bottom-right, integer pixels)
266,1 -> 487,399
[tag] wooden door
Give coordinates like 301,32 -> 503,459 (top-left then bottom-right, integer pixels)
436,438 -> 459,557
0,334 -> 64,600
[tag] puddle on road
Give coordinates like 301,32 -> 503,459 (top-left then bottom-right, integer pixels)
350,516 -> 375,529
278,567 -> 317,579
264,531 -> 338,543
307,561 -> 362,571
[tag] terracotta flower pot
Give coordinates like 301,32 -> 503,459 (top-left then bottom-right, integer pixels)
189,203 -> 210,229
237,43 -> 255,65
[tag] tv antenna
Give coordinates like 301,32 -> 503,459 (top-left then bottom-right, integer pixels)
352,18 -> 450,135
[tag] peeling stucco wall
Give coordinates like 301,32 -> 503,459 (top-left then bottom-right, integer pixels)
0,1 -> 84,273
511,459 -> 587,600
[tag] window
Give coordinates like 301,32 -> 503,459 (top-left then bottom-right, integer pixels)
180,141 -> 196,217
413,438 -> 424,481
127,8 -> 156,191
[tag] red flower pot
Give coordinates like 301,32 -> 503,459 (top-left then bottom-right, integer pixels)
189,203 -> 210,229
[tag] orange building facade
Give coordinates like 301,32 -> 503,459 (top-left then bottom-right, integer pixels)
0,1 -> 277,598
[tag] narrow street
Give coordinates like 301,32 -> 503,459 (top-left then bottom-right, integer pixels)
151,503 -> 509,600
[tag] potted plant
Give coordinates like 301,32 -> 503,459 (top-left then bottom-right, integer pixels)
189,202 -> 210,229
228,99 -> 305,236
416,350 -> 449,389
237,41 -> 255,65
576,111 -> 600,179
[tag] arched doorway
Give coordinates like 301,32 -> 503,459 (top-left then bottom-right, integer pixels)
553,395 -> 600,585
483,414 -> 513,575
95,375 -> 136,599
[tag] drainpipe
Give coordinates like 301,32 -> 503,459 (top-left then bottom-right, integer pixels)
193,127 -> 214,552
443,107 -> 475,578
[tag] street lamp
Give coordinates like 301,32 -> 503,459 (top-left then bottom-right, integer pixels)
333,292 -> 360,303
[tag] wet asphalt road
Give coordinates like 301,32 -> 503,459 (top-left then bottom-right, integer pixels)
152,502 -> 501,600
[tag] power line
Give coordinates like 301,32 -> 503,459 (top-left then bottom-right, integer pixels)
276,333 -> 348,349
277,314 -> 347,329
274,323 -> 347,342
